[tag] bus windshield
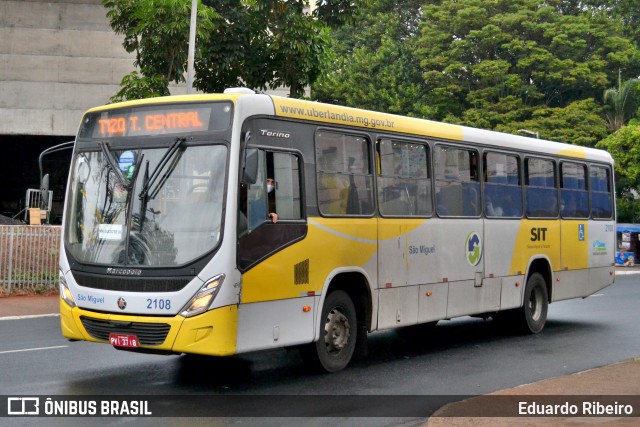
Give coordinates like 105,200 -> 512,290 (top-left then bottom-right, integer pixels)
64,143 -> 227,267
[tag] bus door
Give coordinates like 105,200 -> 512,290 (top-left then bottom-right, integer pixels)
482,151 -> 526,311
376,139 -> 434,329
558,162 -> 615,299
432,146 -> 493,319
557,161 -> 590,300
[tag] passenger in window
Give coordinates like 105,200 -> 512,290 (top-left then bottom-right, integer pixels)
485,194 -> 503,216
266,178 -> 278,223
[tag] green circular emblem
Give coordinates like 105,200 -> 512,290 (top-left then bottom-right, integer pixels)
466,232 -> 482,266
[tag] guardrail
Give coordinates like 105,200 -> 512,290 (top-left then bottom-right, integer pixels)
0,225 -> 61,295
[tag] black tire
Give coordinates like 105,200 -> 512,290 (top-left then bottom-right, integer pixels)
517,272 -> 549,334
303,290 -> 357,373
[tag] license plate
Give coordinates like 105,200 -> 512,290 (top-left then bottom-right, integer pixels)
109,333 -> 139,348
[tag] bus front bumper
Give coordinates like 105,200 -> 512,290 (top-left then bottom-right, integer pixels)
60,298 -> 238,356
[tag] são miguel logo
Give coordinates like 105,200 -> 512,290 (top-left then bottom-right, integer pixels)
465,232 -> 482,266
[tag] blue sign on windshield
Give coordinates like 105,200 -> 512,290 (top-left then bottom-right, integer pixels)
118,150 -> 135,172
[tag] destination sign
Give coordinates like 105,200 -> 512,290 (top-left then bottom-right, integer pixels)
97,111 -> 205,136
79,102 -> 232,139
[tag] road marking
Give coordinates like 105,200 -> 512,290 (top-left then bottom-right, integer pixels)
0,345 -> 68,355
0,314 -> 60,321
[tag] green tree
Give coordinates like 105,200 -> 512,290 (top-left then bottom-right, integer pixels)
417,0 -> 640,130
103,0 -> 218,102
597,120 -> 640,221
596,0 -> 640,49
603,76 -> 640,132
105,0 -> 359,100
313,0 -> 428,115
314,0 -> 360,28
495,99 -> 608,146
597,121 -> 640,189
196,0 -> 332,98
315,0 -> 640,148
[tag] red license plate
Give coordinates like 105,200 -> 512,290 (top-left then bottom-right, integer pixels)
109,333 -> 139,348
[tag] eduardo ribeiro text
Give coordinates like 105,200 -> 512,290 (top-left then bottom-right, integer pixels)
519,400 -> 634,416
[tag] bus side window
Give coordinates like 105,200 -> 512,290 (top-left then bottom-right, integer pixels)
239,150 -> 267,235
560,162 -> 589,219
525,157 -> 558,218
483,151 -> 522,218
590,165 -> 613,219
316,131 -> 374,216
377,139 -> 432,217
272,152 -> 303,221
239,150 -> 303,235
435,146 -> 480,217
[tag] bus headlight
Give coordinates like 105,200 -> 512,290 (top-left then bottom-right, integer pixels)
180,274 -> 225,318
59,271 -> 76,308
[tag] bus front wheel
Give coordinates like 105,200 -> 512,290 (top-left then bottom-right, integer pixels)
303,290 -> 357,373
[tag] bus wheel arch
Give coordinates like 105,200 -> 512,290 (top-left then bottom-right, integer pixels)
496,258 -> 551,334
527,257 -> 553,303
304,271 -> 372,372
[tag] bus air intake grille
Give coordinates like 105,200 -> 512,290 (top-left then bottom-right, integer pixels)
80,316 -> 171,345
294,259 -> 310,285
71,271 -> 192,292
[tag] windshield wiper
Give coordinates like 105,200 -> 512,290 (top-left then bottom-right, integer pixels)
98,141 -> 126,186
138,137 -> 186,201
128,152 -> 144,188
137,160 -> 150,231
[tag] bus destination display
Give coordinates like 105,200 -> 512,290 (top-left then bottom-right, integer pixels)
80,103 -> 232,138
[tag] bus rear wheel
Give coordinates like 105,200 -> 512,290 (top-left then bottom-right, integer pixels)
518,272 -> 548,334
303,290 -> 357,373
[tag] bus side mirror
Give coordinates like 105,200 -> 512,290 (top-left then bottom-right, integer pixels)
40,173 -> 50,209
242,148 -> 259,185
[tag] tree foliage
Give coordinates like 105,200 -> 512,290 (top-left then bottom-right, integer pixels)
596,120 -> 640,221
313,0 -> 427,115
104,0 -> 358,100
196,0 -> 333,97
496,99 -> 609,147
316,0 -> 640,147
417,0 -> 640,133
103,0 -> 218,102
597,120 -> 640,190
603,78 -> 640,132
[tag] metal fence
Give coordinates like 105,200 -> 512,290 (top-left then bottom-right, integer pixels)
0,225 -> 61,295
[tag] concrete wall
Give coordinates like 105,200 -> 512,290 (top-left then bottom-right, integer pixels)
0,0 -> 298,138
0,0 -> 136,136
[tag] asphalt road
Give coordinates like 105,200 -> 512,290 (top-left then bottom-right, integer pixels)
1,274 -> 639,426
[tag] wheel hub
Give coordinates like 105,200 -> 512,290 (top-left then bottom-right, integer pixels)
324,307 -> 351,354
529,287 -> 543,321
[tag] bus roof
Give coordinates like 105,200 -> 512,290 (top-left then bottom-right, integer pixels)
269,95 -> 613,164
83,92 -> 613,164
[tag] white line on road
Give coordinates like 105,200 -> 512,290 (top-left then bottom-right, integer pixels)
0,345 -> 68,355
0,313 -> 60,321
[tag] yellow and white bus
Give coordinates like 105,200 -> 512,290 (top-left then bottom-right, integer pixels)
59,89 -> 615,372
